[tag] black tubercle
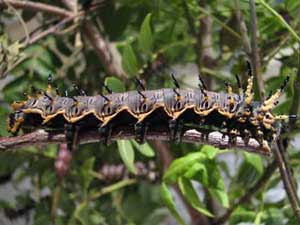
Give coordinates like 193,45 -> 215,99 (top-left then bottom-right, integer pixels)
44,92 -> 53,101
171,73 -> 180,89
235,74 -> 241,89
135,77 -> 146,91
55,87 -> 60,96
198,75 -> 208,97
104,84 -> 113,94
135,77 -> 147,100
47,73 -> 52,85
73,84 -> 87,96
246,60 -> 252,77
100,93 -> 110,103
198,74 -> 207,90
280,75 -> 290,92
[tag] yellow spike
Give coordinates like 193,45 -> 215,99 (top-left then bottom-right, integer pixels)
47,85 -> 52,94
261,76 -> 290,112
226,83 -> 235,105
245,75 -> 254,105
275,115 -> 289,120
260,90 -> 280,112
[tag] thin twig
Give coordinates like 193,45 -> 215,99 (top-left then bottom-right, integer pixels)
60,0 -> 126,80
27,16 -> 75,46
0,127 -> 271,156
213,161 -> 278,225
249,0 -> 265,100
273,140 -> 300,221
4,0 -> 30,45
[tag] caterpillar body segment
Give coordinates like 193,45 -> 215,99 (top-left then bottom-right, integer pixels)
8,75 -> 293,154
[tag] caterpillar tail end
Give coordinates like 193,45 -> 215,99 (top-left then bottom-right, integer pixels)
7,112 -> 24,135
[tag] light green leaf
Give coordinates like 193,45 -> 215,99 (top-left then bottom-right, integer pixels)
244,152 -> 263,175
208,188 -> 229,208
201,145 -> 219,160
230,207 -> 256,224
117,140 -> 137,174
205,160 -> 225,190
163,152 -> 206,183
178,177 -> 213,217
139,13 -> 153,53
161,183 -> 187,225
122,44 -> 139,77
131,140 -> 155,157
258,0 -> 300,42
104,76 -> 125,92
184,162 -> 208,185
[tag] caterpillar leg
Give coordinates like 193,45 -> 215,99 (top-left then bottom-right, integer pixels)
98,124 -> 112,145
228,129 -> 238,145
64,123 -> 80,151
242,129 -> 251,146
169,119 -> 183,144
134,121 -> 148,144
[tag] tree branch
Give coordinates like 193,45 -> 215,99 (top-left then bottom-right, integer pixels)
0,127 -> 271,156
274,140 -> 300,221
83,21 -> 127,80
234,0 -> 251,56
0,0 -> 73,17
249,0 -> 265,100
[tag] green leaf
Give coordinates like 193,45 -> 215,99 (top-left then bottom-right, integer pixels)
161,183 -> 187,225
117,140 -> 137,174
80,157 -> 95,192
204,160 -> 229,208
208,188 -> 229,208
139,13 -> 153,53
178,177 -> 213,217
163,152 -> 206,183
122,44 -> 139,77
131,140 -> 155,157
104,76 -> 125,92
201,145 -> 219,160
205,160 -> 225,190
184,162 -> 208,185
258,0 -> 300,42
230,207 -> 256,224
244,152 -> 264,175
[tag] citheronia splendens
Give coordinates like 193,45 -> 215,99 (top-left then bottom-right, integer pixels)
7,62 -> 295,155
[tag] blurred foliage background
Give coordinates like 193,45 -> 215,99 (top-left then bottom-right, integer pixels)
0,0 -> 300,225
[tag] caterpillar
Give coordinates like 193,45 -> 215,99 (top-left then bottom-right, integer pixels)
7,63 -> 293,154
